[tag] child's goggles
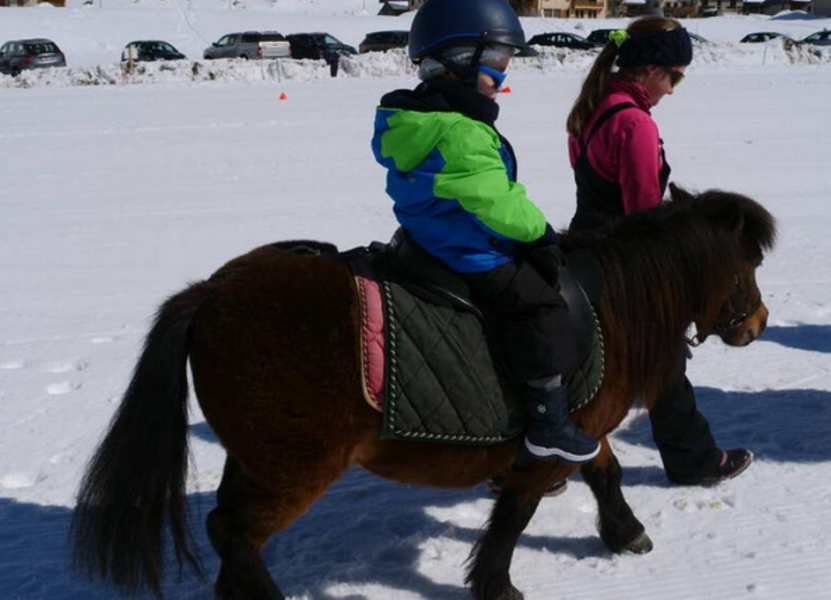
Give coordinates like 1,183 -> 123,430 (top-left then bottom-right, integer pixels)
478,64 -> 507,90
476,44 -> 516,91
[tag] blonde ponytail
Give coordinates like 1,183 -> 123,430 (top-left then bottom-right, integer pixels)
566,43 -> 619,138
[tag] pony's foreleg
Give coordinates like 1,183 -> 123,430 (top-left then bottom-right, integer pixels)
581,437 -> 653,554
465,467 -> 557,600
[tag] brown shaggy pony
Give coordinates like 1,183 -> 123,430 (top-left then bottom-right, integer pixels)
71,186 -> 776,600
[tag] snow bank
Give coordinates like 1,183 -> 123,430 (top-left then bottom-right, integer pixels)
2,42 -> 830,89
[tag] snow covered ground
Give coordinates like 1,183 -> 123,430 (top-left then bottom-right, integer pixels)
1,3 -> 830,600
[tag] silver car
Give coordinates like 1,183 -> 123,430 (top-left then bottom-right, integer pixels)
0,38 -> 66,76
203,31 -> 291,60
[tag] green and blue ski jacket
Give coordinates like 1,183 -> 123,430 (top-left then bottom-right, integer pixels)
372,85 -> 548,272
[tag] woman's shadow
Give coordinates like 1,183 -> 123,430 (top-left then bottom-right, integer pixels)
613,384 -> 831,487
612,321 -> 831,489
759,324 -> 831,354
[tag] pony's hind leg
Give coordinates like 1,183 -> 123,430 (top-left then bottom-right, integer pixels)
207,458 -> 285,600
581,437 -> 653,555
207,455 -> 349,600
465,464 -> 564,600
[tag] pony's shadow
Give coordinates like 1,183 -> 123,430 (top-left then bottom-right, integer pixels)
759,324 -> 831,354
16,383 -> 828,600
613,386 -> 831,487
0,475 -> 602,600
5,426 -> 601,600
256,470 -> 604,600
0,493 -> 217,600
194,384 -> 831,595
191,420 -> 608,599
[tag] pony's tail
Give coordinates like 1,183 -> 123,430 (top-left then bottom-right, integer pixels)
71,279 -> 215,598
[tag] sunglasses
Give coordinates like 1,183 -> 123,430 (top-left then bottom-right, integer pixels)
478,64 -> 507,91
666,69 -> 686,88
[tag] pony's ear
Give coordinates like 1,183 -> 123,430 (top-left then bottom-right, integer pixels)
669,183 -> 694,202
730,206 -> 746,235
717,201 -> 746,235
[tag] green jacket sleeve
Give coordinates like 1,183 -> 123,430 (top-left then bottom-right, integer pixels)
433,119 -> 547,243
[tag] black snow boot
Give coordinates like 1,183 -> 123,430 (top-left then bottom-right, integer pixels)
523,375 -> 600,463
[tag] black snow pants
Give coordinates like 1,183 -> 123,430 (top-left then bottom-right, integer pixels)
650,353 -> 723,483
461,258 -> 579,384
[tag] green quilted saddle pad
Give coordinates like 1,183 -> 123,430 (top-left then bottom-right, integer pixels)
380,280 -> 604,446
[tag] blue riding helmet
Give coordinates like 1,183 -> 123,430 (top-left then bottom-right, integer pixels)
408,0 -> 536,61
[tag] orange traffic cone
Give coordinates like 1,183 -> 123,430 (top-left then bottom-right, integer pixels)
279,92 -> 288,100
500,86 -> 512,94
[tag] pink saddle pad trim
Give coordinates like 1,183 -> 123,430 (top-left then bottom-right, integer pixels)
356,276 -> 385,410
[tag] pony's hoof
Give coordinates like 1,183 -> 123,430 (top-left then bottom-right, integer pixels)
492,586 -> 524,600
624,531 -> 654,554
477,581 -> 524,600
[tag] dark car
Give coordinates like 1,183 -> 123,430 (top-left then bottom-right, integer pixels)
359,30 -> 408,53
800,30 -> 831,46
0,38 -> 66,76
528,32 -> 594,51
739,32 -> 792,44
286,33 -> 357,59
688,32 -> 711,44
121,41 -> 186,63
586,29 -> 617,48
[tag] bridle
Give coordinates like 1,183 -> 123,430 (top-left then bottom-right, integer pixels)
721,273 -> 763,331
686,273 -> 763,347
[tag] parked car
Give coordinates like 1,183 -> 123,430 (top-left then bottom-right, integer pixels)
527,32 -> 594,51
0,38 -> 66,76
800,29 -> 831,46
688,32 -> 711,44
121,41 -> 186,63
286,33 -> 357,59
203,31 -> 291,60
359,30 -> 408,53
739,32 -> 792,44
586,29 -> 617,47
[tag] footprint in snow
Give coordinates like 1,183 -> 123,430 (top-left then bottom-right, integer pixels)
0,472 -> 44,490
0,360 -> 26,370
46,381 -> 82,395
44,360 -> 88,374
673,496 -> 736,512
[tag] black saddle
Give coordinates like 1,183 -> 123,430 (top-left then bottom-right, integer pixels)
358,229 -> 602,364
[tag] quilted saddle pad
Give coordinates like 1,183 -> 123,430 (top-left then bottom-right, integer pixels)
355,275 -> 605,447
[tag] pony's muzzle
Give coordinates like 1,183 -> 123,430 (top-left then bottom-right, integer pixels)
724,303 -> 769,346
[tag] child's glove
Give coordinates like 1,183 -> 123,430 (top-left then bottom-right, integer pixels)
523,244 -> 567,286
521,223 -> 566,286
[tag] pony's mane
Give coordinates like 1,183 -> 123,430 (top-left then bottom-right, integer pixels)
667,187 -> 777,253
561,188 -> 777,403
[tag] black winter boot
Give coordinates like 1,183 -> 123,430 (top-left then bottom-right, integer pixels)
524,375 -> 600,463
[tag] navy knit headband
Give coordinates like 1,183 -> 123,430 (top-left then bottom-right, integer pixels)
617,28 -> 693,68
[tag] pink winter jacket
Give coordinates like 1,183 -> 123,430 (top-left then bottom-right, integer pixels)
568,78 -> 664,215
